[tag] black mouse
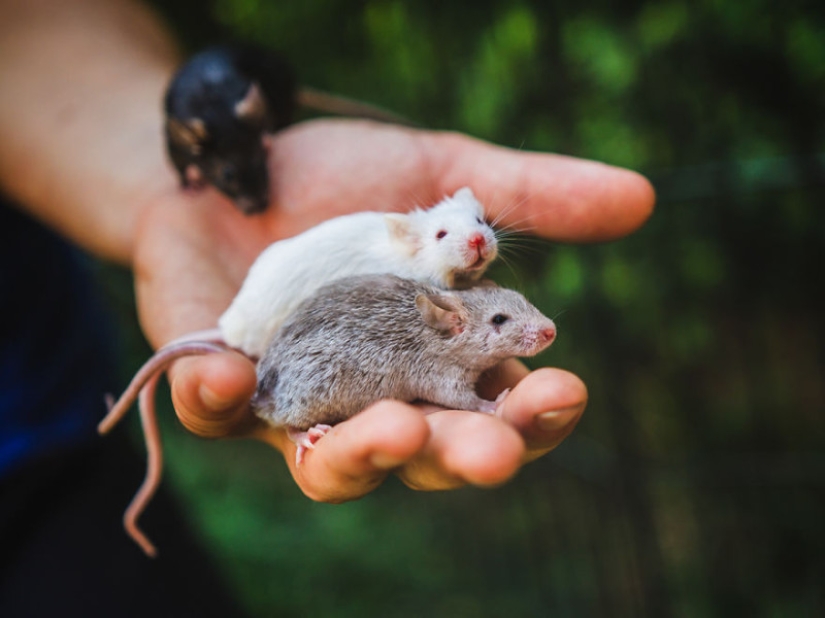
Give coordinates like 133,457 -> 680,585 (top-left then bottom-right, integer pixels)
164,45 -> 297,214
164,44 -> 415,215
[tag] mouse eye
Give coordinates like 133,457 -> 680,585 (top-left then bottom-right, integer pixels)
436,230 -> 448,240
476,217 -> 484,225
491,314 -> 509,325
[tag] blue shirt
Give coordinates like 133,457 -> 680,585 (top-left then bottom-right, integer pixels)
0,203 -> 115,477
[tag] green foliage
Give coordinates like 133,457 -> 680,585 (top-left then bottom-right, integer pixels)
122,0 -> 825,615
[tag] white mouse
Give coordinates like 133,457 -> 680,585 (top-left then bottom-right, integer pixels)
219,186 -> 498,357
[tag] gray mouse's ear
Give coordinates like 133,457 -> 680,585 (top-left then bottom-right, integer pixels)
235,82 -> 268,125
415,293 -> 466,336
166,117 -> 208,154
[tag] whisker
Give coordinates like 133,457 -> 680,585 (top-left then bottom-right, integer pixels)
491,253 -> 523,284
490,195 -> 529,229
490,190 -> 536,228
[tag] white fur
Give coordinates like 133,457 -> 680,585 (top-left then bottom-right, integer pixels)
219,187 -> 497,357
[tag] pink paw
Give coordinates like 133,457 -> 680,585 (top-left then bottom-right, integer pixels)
287,424 -> 333,465
478,388 -> 511,414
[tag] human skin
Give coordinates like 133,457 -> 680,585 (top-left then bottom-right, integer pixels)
0,0 -> 654,502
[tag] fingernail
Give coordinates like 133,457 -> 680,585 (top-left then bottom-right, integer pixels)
537,406 -> 580,431
370,452 -> 407,470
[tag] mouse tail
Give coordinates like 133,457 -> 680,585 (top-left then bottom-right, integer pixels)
296,87 -> 418,127
99,340 -> 230,435
123,371 -> 163,558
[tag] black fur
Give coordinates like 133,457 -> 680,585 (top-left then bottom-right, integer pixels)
164,45 -> 298,214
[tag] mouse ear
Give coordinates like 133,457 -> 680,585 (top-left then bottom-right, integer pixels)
451,186 -> 484,217
452,186 -> 477,201
166,117 -> 208,154
384,213 -> 418,254
415,293 -> 465,336
235,82 -> 268,125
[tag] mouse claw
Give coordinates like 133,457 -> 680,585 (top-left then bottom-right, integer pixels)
287,424 -> 333,465
494,388 -> 511,413
477,389 -> 511,415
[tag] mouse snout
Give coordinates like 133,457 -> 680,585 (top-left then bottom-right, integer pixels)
467,233 -> 492,266
468,233 -> 486,249
523,322 -> 556,354
540,325 -> 557,344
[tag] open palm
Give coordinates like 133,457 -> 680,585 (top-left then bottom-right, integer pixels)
131,118 -> 654,501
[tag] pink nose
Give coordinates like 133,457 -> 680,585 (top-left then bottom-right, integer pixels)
468,233 -> 486,249
540,326 -> 556,343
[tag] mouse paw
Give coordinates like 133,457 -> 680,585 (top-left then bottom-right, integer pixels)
287,424 -> 333,465
493,388 -> 511,413
477,400 -> 497,414
477,389 -> 511,414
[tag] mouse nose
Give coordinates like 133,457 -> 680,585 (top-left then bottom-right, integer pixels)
468,233 -> 486,249
540,326 -> 556,344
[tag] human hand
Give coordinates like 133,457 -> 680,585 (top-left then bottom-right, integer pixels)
133,118 -> 654,500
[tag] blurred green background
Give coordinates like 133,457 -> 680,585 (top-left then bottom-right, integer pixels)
108,0 -> 825,616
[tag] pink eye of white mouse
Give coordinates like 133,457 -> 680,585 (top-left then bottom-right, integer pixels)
491,314 -> 509,325
436,230 -> 447,239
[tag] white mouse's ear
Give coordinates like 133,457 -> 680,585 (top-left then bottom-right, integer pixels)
415,293 -> 465,336
452,186 -> 476,201
384,213 -> 418,254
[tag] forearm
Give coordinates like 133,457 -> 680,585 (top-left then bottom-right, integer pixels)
0,0 -> 181,263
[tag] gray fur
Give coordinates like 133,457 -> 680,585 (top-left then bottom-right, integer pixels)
252,274 -> 557,429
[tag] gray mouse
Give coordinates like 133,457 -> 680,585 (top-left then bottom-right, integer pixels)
101,273 -> 556,558
252,274 -> 557,456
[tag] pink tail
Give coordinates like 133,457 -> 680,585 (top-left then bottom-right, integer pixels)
98,334 -> 233,556
123,371 -> 163,557
99,340 -> 230,435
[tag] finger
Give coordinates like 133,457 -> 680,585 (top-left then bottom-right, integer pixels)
397,410 -> 525,491
274,402 -> 430,503
496,367 -> 587,457
168,350 -> 260,438
421,131 -> 656,241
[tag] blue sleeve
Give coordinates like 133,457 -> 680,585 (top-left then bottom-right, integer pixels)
0,203 -> 117,477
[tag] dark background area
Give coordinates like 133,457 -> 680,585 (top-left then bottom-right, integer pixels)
105,1 -> 825,616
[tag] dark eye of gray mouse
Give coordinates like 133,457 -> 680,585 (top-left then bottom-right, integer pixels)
436,230 -> 448,239
491,314 -> 509,325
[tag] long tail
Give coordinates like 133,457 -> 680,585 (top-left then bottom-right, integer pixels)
99,332 -> 232,556
123,371 -> 162,557
99,339 -> 229,435
296,86 -> 418,127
